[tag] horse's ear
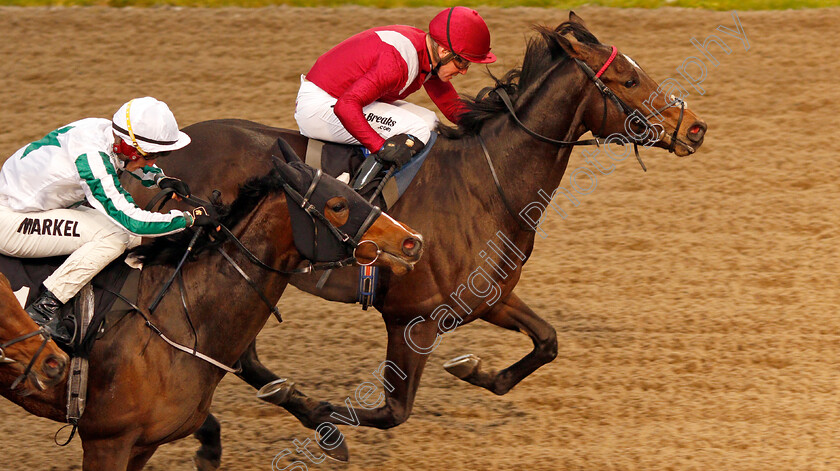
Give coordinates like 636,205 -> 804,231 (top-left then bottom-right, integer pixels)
568,11 -> 587,28
271,155 -> 304,188
275,137 -> 303,164
554,29 -> 586,60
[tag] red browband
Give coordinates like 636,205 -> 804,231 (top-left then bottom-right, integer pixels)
595,45 -> 618,79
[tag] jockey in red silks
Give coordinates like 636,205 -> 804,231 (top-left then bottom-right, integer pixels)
295,7 -> 496,168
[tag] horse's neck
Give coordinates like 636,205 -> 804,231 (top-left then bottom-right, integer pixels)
485,65 -> 591,201
142,196 -> 295,368
427,66 -> 590,242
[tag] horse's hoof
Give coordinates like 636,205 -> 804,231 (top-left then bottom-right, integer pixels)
443,354 -> 481,379
256,378 -> 294,405
319,435 -> 350,462
193,455 -> 220,471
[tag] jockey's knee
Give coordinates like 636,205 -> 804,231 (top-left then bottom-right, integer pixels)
415,107 -> 440,134
97,229 -> 140,253
400,122 -> 433,147
402,112 -> 437,146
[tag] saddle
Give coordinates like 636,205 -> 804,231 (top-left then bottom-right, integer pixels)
301,133 -> 437,210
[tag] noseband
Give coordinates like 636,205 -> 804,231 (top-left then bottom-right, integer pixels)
0,327 -> 52,390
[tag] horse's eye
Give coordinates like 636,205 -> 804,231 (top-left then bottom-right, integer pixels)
331,202 -> 347,212
624,79 -> 637,88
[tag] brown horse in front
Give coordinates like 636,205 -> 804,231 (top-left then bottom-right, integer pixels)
0,273 -> 67,398
131,12 -> 708,465
1,158 -> 422,470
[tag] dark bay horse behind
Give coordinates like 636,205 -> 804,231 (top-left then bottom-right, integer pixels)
136,12 -> 707,466
1,155 -> 422,470
0,273 -> 67,398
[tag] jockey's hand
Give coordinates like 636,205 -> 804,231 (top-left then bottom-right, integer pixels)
375,134 -> 422,168
187,207 -> 220,231
158,177 -> 191,198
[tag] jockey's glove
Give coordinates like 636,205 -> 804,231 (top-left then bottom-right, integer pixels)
375,133 -> 423,168
193,214 -> 219,229
158,176 -> 191,198
184,207 -> 220,230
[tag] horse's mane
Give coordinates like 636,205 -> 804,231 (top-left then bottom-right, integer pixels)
132,170 -> 284,266
438,21 -> 601,139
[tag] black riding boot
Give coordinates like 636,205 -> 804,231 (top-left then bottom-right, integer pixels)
25,289 -> 73,345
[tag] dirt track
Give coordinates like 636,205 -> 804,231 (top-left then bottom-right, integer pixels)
2,5 -> 840,470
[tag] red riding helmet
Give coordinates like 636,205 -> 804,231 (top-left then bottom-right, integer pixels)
429,7 -> 496,64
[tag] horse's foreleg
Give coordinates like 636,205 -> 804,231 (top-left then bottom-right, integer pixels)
262,318 -> 437,430
81,436 -> 136,471
126,446 -> 159,471
444,292 -> 557,395
236,339 -> 286,389
193,413 -> 222,471
231,339 -> 350,461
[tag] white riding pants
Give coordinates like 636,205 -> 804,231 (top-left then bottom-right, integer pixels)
0,205 -> 140,303
294,76 -> 438,149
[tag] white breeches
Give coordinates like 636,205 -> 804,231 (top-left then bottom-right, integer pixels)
294,76 -> 438,149
0,205 -> 140,303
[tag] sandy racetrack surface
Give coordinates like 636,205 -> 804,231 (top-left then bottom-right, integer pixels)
2,5 -> 840,470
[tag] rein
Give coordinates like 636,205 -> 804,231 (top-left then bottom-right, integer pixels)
134,170 -> 382,373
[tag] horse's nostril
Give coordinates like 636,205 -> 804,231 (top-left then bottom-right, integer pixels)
687,122 -> 706,142
44,355 -> 65,376
402,237 -> 422,256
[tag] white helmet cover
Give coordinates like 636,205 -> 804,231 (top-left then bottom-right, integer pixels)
112,97 -> 191,154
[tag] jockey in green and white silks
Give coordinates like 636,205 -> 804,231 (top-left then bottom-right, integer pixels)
0,97 -> 212,343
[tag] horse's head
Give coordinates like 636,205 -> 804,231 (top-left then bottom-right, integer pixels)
0,274 -> 68,395
547,12 -> 707,157
272,154 -> 423,276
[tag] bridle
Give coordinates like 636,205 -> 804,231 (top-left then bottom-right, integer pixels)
479,43 -> 689,232
279,169 -> 383,266
489,45 -> 689,165
573,45 -> 690,156
0,327 -> 52,390
130,170 -> 384,373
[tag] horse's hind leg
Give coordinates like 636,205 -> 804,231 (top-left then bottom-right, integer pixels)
444,292 -> 558,395
193,413 -> 222,471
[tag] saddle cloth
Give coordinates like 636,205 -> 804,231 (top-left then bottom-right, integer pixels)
302,133 -> 436,209
0,254 -> 137,356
